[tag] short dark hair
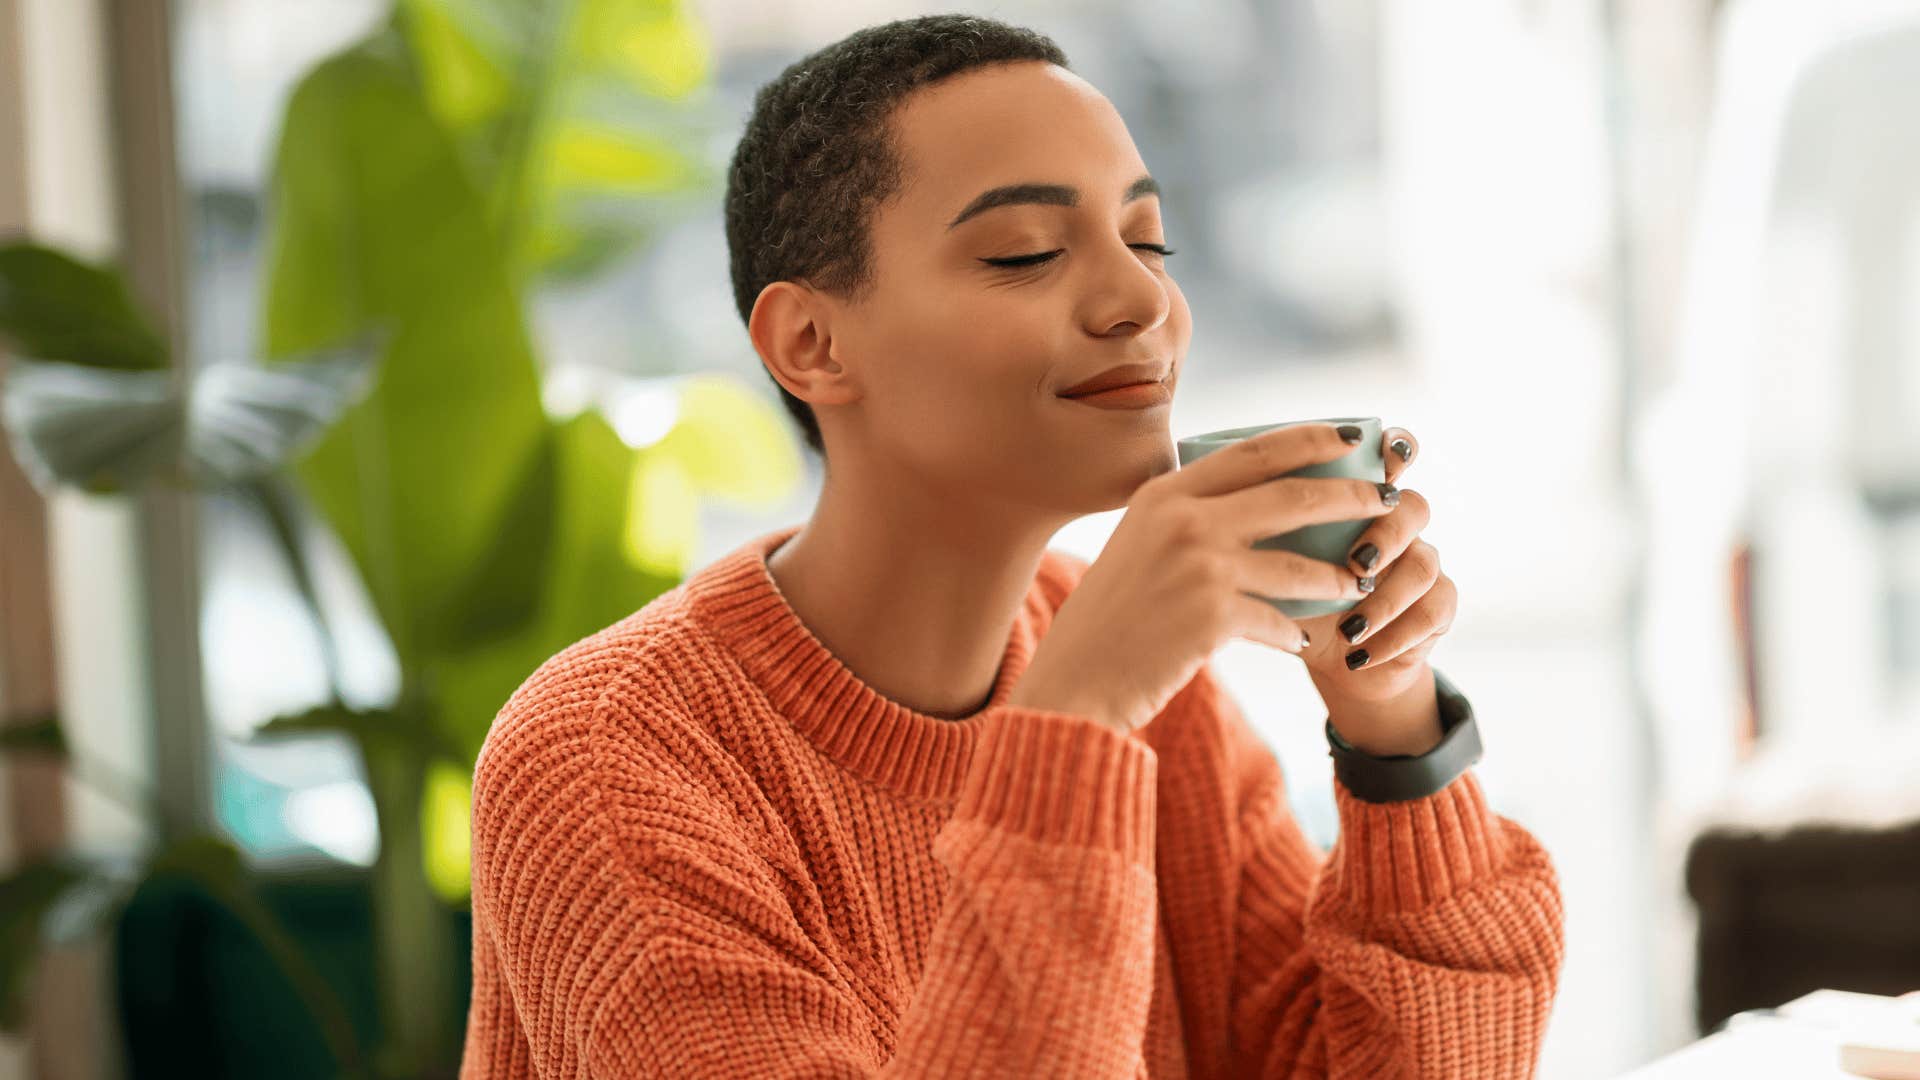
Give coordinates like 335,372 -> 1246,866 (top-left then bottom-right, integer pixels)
724,15 -> 1071,462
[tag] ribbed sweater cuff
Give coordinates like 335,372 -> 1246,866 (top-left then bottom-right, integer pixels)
1329,768 -> 1508,917
949,706 -> 1159,869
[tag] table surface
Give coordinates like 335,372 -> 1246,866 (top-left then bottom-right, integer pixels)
1617,1018 -> 1861,1079
1617,990 -> 1920,1079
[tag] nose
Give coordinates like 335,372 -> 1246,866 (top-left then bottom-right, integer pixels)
1087,243 -> 1172,339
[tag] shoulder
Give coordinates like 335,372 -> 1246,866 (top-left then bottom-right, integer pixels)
473,597 -> 718,803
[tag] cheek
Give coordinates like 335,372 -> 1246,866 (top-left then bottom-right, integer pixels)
876,294 -> 1051,400
1164,277 -> 1194,350
880,333 -> 1057,467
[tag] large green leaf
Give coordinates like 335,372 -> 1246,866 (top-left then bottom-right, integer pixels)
0,857 -> 89,1032
252,700 -> 464,769
0,712 -> 65,758
0,343 -> 377,497
0,243 -> 168,371
421,374 -> 799,771
396,0 -> 720,281
427,406 -> 676,764
259,38 -> 552,669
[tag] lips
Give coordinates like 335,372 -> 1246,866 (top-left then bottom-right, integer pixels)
1059,361 -> 1171,397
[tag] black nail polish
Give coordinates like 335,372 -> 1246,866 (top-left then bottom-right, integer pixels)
1376,482 -> 1399,507
1339,612 -> 1368,643
1346,648 -> 1369,670
1357,575 -> 1375,593
1337,424 -> 1363,445
1390,438 -> 1413,462
1350,542 -> 1380,572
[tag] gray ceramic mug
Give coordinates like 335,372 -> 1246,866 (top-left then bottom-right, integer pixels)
1175,416 -> 1384,618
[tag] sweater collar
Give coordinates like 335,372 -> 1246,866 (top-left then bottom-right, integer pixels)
685,523 -> 1051,803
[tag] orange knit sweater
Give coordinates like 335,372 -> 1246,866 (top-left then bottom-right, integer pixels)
459,523 -> 1565,1079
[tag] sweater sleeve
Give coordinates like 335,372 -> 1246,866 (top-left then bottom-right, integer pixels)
1204,665 -> 1566,1078
462,670 -> 1162,1079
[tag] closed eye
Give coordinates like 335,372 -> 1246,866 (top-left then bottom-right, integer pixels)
979,243 -> 1177,269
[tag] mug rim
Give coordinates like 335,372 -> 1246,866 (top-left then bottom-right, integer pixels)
1177,416 -> 1379,446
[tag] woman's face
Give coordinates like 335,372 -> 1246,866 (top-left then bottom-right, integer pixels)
821,60 -> 1191,517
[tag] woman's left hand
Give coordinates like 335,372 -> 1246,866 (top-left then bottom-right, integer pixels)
1296,425 -> 1457,706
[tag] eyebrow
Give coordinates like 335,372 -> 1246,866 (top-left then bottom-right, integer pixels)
945,174 -> 1161,231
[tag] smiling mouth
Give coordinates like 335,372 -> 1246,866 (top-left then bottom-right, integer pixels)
1066,379 -> 1152,393
1059,377 -> 1173,409
1058,359 -> 1175,398
1059,369 -> 1177,398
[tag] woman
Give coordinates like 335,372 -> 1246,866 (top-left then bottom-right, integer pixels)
460,14 -> 1564,1078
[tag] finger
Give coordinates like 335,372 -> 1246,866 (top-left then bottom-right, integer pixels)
1374,633 -> 1442,673
1227,591 -> 1313,654
1335,546 -> 1449,659
1343,586 -> 1449,670
1230,546 -> 1371,603
1215,474 -> 1401,548
1167,421 -> 1374,500
1382,427 -> 1418,487
1343,488 -> 1431,577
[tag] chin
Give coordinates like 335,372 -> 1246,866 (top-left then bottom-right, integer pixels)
1099,444 -> 1179,511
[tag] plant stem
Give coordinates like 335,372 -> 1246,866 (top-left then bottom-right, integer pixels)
364,726 -> 454,1078
197,872 -> 371,1077
244,476 -> 349,705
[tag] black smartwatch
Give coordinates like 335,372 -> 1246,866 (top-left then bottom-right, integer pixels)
1324,667 -> 1483,804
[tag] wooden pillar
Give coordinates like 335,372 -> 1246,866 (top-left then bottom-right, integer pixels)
0,0 -> 84,1073
1,0 -> 196,1076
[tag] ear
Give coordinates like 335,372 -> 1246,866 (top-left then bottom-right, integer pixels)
748,280 -> 860,407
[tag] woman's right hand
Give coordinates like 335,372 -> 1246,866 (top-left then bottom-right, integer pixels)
1007,422 -> 1399,735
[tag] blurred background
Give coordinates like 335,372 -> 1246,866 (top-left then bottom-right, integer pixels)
1,0 -> 1916,1077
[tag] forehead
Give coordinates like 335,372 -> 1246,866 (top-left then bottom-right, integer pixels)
885,62 -> 1149,225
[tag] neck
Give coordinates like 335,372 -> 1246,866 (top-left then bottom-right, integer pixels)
766,477 -> 1069,720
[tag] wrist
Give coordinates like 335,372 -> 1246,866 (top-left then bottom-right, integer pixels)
1319,664 -> 1443,756
1325,669 -> 1483,803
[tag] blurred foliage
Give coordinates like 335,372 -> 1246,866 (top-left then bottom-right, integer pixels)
0,243 -> 378,497
396,0 -> 719,280
0,710 -> 366,1073
0,245 -> 167,371
0,241 -> 374,1069
1,1 -> 800,1073
250,1 -> 797,1075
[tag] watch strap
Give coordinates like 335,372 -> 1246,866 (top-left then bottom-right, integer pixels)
1324,667 -> 1483,803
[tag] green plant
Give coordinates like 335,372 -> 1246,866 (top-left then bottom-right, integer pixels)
250,1 -> 799,1076
0,240 -> 373,1074
1,0 -> 801,1072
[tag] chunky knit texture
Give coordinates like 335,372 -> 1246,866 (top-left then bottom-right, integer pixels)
459,523 -> 1565,1078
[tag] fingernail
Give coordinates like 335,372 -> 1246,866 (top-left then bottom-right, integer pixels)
1350,542 -> 1380,572
1391,438 -> 1413,462
1339,612 -> 1368,643
1357,575 -> 1375,594
1376,482 -> 1399,507
1336,424 -> 1363,445
1346,648 -> 1369,670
